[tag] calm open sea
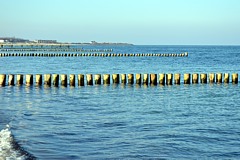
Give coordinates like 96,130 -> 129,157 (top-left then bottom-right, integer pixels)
1,45 -> 240,159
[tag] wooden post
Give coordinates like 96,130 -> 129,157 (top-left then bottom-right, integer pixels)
60,74 -> 67,87
184,73 -> 190,84
26,74 -> 33,85
36,74 -> 42,86
159,73 -> 165,85
174,73 -> 180,85
44,74 -> 51,86
128,74 -> 134,84
192,73 -> 199,84
150,73 -> 157,85
216,73 -> 222,83
0,74 -> 6,86
224,73 -> 229,83
232,73 -> 238,84
103,74 -> 110,84
8,74 -> 15,86
52,74 -> 59,87
166,73 -> 173,85
209,73 -> 215,83
112,74 -> 119,84
70,74 -> 75,86
87,74 -> 93,85
200,73 -> 207,83
121,74 -> 126,84
136,74 -> 141,85
17,74 -> 23,85
94,74 -> 101,85
143,74 -> 149,85
78,74 -> 84,86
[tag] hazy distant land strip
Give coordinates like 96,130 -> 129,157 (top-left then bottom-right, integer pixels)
0,37 -> 133,46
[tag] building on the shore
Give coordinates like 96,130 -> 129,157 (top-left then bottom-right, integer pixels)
36,40 -> 57,43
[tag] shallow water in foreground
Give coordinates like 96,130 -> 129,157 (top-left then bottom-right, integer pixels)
1,45 -> 240,159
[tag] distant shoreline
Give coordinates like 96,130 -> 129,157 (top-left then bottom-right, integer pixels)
1,43 -> 240,47
0,37 -> 133,46
0,42 -> 134,46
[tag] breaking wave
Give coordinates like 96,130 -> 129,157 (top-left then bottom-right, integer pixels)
0,124 -> 36,160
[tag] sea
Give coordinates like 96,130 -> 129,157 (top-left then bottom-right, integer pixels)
0,45 -> 240,159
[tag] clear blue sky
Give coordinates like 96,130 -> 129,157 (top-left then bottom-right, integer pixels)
1,0 -> 240,45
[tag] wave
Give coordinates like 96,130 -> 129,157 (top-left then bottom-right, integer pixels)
0,124 -> 36,160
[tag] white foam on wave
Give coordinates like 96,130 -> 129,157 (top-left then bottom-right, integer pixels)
0,124 -> 26,160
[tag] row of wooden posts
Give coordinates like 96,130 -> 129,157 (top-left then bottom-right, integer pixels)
0,49 -> 113,52
0,52 -> 188,57
0,73 -> 238,87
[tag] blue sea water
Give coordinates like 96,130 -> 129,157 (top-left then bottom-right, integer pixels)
0,45 -> 240,159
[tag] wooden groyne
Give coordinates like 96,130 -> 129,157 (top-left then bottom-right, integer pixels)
0,48 -> 113,52
0,73 -> 238,87
0,52 -> 188,57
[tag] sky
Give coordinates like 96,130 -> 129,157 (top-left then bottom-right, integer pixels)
0,0 -> 240,45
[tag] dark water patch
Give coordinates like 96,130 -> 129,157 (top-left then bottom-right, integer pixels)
11,134 -> 37,160
95,121 -> 127,128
